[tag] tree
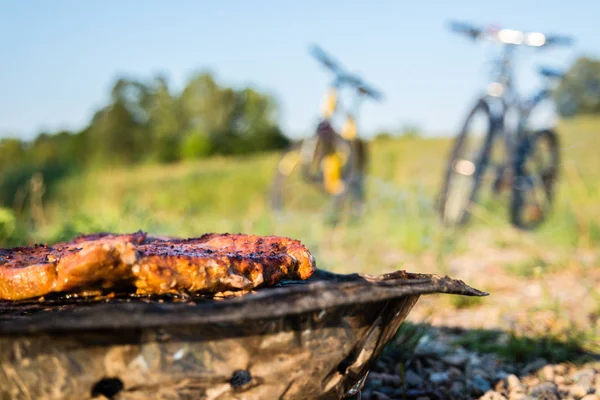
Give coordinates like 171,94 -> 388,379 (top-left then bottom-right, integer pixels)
178,72 -> 288,155
147,76 -> 183,162
179,72 -> 235,136
86,79 -> 152,164
556,57 -> 600,117
230,88 -> 288,152
0,138 -> 26,173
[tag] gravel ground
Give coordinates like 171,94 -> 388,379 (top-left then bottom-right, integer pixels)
361,327 -> 599,400
358,229 -> 600,399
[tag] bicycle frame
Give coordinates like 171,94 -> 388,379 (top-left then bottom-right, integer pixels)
474,36 -> 564,169
298,46 -> 381,183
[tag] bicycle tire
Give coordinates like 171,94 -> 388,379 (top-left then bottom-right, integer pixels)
510,129 -> 559,230
270,141 -> 304,212
438,99 -> 497,227
331,137 -> 366,220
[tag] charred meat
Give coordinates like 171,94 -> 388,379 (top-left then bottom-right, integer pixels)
0,232 -> 316,300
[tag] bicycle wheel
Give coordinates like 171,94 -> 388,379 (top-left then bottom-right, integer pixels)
510,129 -> 559,230
270,136 -> 354,215
438,99 -> 496,227
347,138 -> 368,217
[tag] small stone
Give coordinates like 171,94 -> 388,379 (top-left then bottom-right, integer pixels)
450,381 -> 465,395
427,360 -> 444,370
555,375 -> 566,385
406,389 -> 428,397
542,365 -> 555,381
378,386 -> 394,395
469,353 -> 483,367
472,368 -> 491,380
481,354 -> 502,376
508,393 -> 527,400
415,359 -> 425,376
496,370 -> 510,381
371,391 -> 391,400
529,382 -> 559,400
404,369 -> 423,387
472,375 -> 492,393
557,384 -> 571,394
572,368 -> 595,393
480,391 -> 508,400
554,364 -> 567,375
522,376 -> 540,387
573,368 -> 595,382
370,379 -> 382,388
569,383 -> 590,398
414,336 -> 450,356
507,374 -> 522,391
443,352 -> 469,367
581,395 -> 600,400
522,358 -> 547,375
447,367 -> 463,380
369,372 -> 402,387
429,371 -> 449,384
494,379 -> 507,392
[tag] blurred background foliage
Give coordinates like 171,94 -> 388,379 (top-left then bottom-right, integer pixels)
0,56 -> 599,249
0,71 -> 289,216
556,57 -> 600,116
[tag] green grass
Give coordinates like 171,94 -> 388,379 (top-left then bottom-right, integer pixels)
453,328 -> 597,364
503,257 -> 553,278
1,116 -> 599,278
449,294 -> 485,309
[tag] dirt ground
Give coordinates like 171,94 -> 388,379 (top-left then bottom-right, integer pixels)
362,228 -> 600,400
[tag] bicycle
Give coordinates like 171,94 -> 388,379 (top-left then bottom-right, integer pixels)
270,45 -> 382,221
437,22 -> 573,230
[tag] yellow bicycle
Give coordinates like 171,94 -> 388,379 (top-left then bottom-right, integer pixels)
270,45 -> 382,220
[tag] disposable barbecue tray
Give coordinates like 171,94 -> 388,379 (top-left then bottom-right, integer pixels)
0,269 -> 486,400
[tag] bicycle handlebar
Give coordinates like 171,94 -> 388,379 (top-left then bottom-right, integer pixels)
309,44 -> 383,101
448,21 -> 574,49
449,21 -> 482,40
343,75 -> 383,100
544,35 -> 574,47
310,45 -> 344,76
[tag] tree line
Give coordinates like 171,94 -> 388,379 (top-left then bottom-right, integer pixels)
0,72 -> 290,206
556,57 -> 600,117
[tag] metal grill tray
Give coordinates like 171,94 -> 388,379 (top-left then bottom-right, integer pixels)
0,269 -> 486,400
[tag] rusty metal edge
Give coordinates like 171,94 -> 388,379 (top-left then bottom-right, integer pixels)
0,270 -> 487,335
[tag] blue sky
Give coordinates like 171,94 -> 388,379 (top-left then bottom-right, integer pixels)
1,1 -> 598,139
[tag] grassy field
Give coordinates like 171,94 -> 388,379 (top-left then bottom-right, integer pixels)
1,116 -> 599,355
4,116 -> 597,260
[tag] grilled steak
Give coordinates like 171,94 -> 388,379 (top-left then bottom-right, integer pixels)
0,232 -> 316,301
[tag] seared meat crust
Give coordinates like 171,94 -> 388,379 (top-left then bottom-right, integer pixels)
134,233 -> 315,295
0,232 -> 315,300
